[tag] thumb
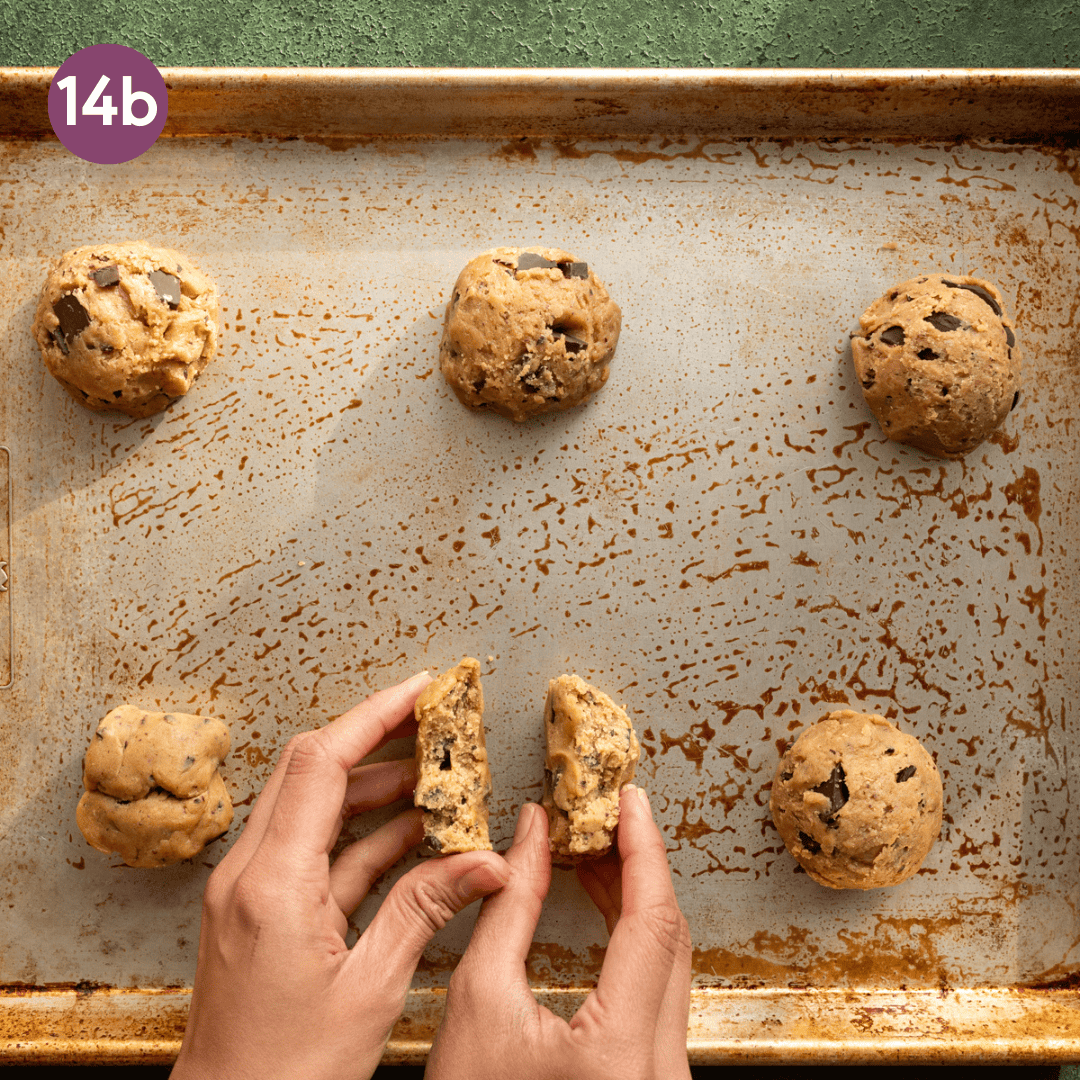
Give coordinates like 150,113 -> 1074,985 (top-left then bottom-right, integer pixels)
355,850 -> 510,1000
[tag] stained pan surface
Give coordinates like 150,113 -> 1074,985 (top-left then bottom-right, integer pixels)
0,70 -> 1077,1063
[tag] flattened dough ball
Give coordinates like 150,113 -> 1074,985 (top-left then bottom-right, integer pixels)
543,675 -> 640,864
76,704 -> 233,868
439,247 -> 621,421
851,274 -> 1020,458
32,242 -> 219,418
770,710 -> 943,890
414,658 -> 493,853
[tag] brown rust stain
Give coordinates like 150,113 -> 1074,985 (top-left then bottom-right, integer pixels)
1003,466 -> 1043,555
696,913 -> 963,989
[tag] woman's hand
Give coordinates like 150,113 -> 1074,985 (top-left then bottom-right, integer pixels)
171,672 -> 510,1080
425,785 -> 692,1080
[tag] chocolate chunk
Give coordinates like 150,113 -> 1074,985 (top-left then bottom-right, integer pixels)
780,770 -> 794,782
896,765 -> 917,783
53,294 -> 91,340
884,747 -> 896,755
1011,390 -> 1020,411
861,368 -> 876,390
811,762 -> 848,818
918,348 -> 936,361
51,327 -> 69,355
516,252 -> 589,279
516,252 -> 558,273
925,312 -> 963,332
798,831 -> 821,855
148,270 -> 182,308
556,329 -> 587,354
1005,325 -> 1016,348
879,325 -> 905,346
944,279 -> 1002,316
91,265 -> 120,288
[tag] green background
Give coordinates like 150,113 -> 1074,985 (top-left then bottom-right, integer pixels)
0,0 -> 1076,67
1,0 -> 1076,1076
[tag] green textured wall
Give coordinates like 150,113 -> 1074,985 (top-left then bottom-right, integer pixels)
0,0 -> 1076,67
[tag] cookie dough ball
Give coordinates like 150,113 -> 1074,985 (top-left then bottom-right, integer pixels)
850,274 -> 1020,458
32,242 -> 219,418
76,704 -> 233,867
770,710 -> 943,890
543,674 -> 639,864
439,247 -> 621,421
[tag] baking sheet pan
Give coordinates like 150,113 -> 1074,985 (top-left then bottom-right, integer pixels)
0,69 -> 1077,1064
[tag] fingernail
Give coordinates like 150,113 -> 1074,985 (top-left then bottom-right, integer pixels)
636,786 -> 653,819
460,861 -> 510,896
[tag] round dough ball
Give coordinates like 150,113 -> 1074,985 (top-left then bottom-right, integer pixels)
770,710 -> 943,890
850,274 -> 1020,458
32,242 -> 219,418
439,246 -> 621,421
76,704 -> 233,868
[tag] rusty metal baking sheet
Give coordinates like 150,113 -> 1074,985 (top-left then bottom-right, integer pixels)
0,70 -> 1077,1063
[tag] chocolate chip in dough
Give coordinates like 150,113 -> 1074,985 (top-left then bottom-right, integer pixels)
148,270 -> 182,309
516,252 -> 558,273
1011,390 -> 1020,411
53,294 -> 91,340
561,261 -> 589,279
879,325 -> 906,346
91,265 -> 120,288
1005,325 -> 1016,348
925,312 -> 963,332
556,329 -> 587,354
944,279 -> 1002,316
896,765 -> 917,783
51,328 -> 69,355
798,831 -> 821,855
811,762 -> 849,818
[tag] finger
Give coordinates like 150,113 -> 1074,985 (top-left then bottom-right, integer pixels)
576,851 -> 622,936
588,787 -> 683,1023
329,807 -> 424,915
261,671 -> 432,861
368,715 -> 419,754
354,849 -> 510,998
342,758 -> 418,818
456,802 -> 551,994
210,736 -> 299,880
615,784 -> 680,916
654,912 -> 694,1079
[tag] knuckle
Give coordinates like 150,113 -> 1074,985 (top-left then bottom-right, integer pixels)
394,873 -> 460,937
638,903 -> 686,960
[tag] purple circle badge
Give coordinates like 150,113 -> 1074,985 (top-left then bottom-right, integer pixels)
48,44 -> 168,165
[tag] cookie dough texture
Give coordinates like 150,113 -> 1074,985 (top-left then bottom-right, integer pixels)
32,242 -> 219,418
414,658 -> 493,853
439,247 -> 621,421
76,704 -> 233,868
770,710 -> 943,890
851,274 -> 1020,458
543,675 -> 640,864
